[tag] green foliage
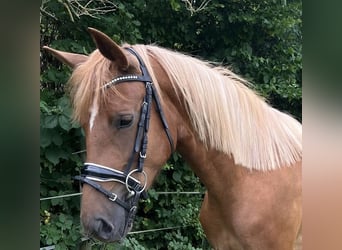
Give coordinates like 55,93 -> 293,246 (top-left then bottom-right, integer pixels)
129,0 -> 302,120
40,93 -> 84,248
40,0 -> 301,248
40,212 -> 81,249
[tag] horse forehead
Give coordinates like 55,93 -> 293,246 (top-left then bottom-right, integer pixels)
90,85 -> 144,112
103,84 -> 146,108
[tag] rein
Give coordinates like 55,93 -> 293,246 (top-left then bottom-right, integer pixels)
74,48 -> 174,232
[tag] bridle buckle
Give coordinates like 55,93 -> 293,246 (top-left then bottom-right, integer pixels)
139,152 -> 147,159
125,169 -> 147,194
109,193 -> 118,202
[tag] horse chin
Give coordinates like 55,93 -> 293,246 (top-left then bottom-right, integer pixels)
93,233 -> 125,243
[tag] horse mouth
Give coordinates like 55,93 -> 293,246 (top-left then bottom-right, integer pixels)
84,229 -> 126,243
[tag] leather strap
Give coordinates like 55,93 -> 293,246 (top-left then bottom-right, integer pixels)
74,175 -> 131,211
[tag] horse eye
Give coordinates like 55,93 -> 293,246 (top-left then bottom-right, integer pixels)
117,114 -> 134,129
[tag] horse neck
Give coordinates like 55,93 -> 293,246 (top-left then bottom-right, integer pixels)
149,56 -> 236,191
175,116 -> 237,190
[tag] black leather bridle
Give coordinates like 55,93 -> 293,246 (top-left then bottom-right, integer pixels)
74,47 -> 174,233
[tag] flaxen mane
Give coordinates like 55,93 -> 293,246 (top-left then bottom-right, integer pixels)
69,44 -> 302,171
131,45 -> 302,171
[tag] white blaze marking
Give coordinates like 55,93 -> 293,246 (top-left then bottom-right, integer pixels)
89,100 -> 98,131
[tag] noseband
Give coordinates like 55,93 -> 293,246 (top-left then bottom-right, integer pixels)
74,47 -> 174,232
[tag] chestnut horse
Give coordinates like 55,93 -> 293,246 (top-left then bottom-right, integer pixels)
44,28 -> 302,249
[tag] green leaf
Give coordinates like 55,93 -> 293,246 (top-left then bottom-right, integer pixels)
59,214 -> 66,223
245,43 -> 253,56
57,96 -> 72,117
44,147 -> 68,165
172,171 -> 181,182
172,153 -> 179,162
58,115 -> 71,131
44,115 -> 58,129
40,100 -> 50,113
40,128 -> 52,148
52,132 -> 63,146
46,238 -> 52,245
47,70 -> 57,82
51,198 -> 63,206
45,149 -> 60,165
170,0 -> 181,11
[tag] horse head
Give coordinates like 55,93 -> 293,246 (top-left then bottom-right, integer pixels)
44,28 -> 176,242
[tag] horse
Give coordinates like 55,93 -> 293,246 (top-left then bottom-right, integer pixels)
43,28 -> 302,250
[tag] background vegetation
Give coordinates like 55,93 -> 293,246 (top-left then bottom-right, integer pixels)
40,0 -> 302,249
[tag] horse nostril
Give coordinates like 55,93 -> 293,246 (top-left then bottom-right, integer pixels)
94,217 -> 115,239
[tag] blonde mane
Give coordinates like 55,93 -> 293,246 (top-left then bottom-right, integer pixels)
132,45 -> 302,171
68,49 -> 114,125
69,44 -> 302,171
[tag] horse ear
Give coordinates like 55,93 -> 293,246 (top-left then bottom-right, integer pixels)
87,27 -> 129,70
43,46 -> 88,69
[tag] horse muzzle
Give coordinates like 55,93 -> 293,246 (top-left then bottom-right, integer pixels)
81,196 -> 139,242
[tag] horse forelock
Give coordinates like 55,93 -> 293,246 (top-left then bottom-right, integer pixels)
68,49 -> 116,126
132,45 -> 302,171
